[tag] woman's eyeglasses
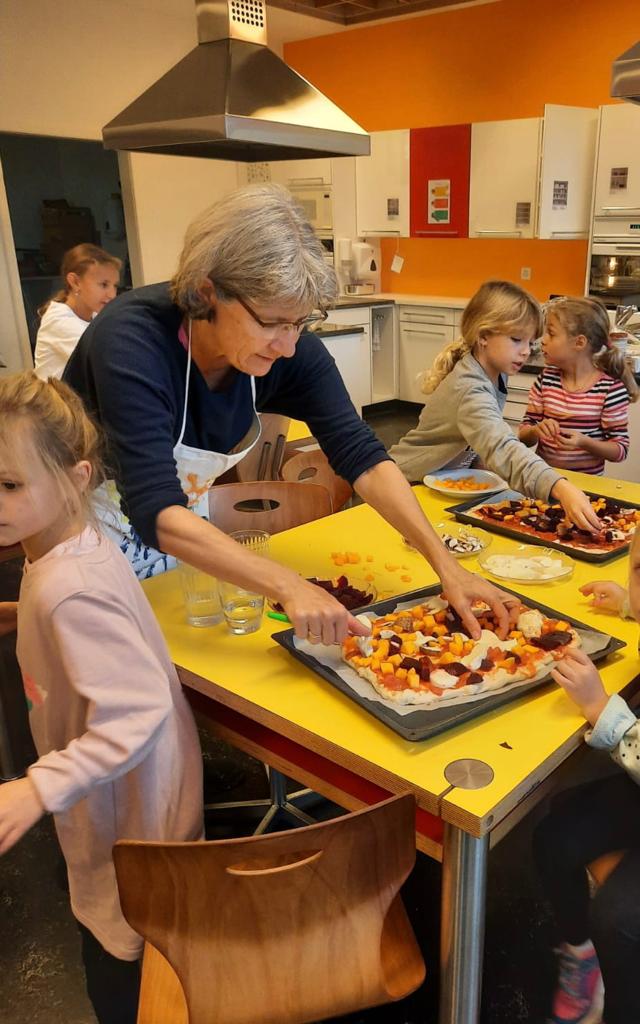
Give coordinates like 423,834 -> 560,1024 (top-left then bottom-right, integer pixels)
234,294 -> 328,335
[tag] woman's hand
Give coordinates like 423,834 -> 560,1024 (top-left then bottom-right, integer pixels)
551,479 -> 602,533
0,777 -> 44,855
551,648 -> 609,726
580,580 -> 628,616
440,564 -> 520,640
534,418 -> 562,444
279,576 -> 371,646
0,602 -> 17,637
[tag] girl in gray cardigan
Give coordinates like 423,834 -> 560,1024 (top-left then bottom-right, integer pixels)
389,281 -> 601,533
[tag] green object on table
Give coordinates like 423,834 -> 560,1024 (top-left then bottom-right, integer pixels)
267,610 -> 290,623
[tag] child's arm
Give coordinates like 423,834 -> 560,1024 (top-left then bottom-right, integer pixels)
518,376 -> 557,447
557,380 -> 630,463
0,777 -> 44,854
26,592 -> 175,820
556,431 -> 623,463
552,648 -> 640,783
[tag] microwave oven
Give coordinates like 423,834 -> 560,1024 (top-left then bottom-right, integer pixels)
290,186 -> 333,235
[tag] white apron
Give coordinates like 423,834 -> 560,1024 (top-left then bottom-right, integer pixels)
98,321 -> 261,579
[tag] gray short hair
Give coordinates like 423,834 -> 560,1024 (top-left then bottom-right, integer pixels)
170,183 -> 338,318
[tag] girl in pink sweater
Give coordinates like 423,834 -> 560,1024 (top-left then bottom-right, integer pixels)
0,372 -> 203,1024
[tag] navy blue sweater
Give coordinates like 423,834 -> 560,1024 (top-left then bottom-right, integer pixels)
64,284 -> 388,549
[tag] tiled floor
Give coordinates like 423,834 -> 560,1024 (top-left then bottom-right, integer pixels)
0,403 -> 616,1023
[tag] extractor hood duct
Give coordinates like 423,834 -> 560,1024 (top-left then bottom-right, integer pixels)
103,0 -> 370,161
611,40 -> 640,104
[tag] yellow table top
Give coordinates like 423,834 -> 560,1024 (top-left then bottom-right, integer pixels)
143,473 -> 640,836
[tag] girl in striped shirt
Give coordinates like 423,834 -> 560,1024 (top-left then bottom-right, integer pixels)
519,297 -> 638,475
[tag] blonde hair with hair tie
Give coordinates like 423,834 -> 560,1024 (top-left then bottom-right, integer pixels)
422,280 -> 543,395
547,296 -> 639,402
0,372 -> 106,525
38,244 -> 122,318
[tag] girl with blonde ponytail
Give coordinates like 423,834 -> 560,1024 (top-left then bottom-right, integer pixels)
390,281 -> 603,534
519,296 -> 637,475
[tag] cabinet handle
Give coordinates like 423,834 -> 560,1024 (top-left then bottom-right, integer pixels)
474,230 -> 523,237
601,206 -> 640,213
550,230 -> 588,238
360,230 -> 401,235
402,328 -> 449,336
613,244 -> 640,252
288,177 -> 325,185
414,230 -> 458,236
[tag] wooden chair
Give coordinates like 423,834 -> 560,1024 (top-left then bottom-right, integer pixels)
588,849 -> 625,887
280,449 -> 353,513
113,794 -> 426,1024
235,414 -> 291,482
208,480 -> 332,535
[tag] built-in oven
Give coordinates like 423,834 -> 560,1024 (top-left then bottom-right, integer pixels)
588,242 -> 640,306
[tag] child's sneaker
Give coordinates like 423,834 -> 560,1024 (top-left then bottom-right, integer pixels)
548,941 -> 604,1024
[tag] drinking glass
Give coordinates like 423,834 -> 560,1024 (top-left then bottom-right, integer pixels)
178,562 -> 223,627
218,581 -> 265,635
229,529 -> 270,556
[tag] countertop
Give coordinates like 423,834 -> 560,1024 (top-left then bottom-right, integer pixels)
335,292 -> 470,309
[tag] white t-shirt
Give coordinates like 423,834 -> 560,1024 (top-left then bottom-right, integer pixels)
34,301 -> 90,379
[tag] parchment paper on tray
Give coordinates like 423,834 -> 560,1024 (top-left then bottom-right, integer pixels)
292,598 -> 611,717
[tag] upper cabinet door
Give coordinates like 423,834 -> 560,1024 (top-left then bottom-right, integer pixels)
410,124 -> 471,238
356,130 -> 410,237
537,105 -> 598,239
593,104 -> 640,221
268,158 -> 333,188
469,118 -> 542,238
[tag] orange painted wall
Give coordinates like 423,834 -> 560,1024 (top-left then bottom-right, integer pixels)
284,0 -> 638,299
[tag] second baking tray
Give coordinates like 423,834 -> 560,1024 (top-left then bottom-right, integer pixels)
446,488 -> 639,563
273,584 -> 625,741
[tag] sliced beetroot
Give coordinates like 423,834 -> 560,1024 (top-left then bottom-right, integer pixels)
419,656 -> 432,681
400,657 -> 421,671
530,631 -> 572,651
441,661 -> 468,677
479,657 -> 493,671
466,672 -> 483,685
388,635 -> 403,653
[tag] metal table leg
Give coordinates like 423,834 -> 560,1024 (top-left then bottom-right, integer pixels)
438,822 -> 489,1024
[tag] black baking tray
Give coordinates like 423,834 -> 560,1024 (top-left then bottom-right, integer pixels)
446,488 -> 640,564
273,583 -> 626,742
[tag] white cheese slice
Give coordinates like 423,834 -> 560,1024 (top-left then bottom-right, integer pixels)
517,608 -> 545,639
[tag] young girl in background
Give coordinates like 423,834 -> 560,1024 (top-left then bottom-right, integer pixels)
519,296 -> 637,475
0,373 -> 203,1024
534,541 -> 640,1024
389,280 -> 601,533
35,244 -> 121,380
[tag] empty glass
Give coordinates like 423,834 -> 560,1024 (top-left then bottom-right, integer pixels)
229,529 -> 270,556
178,562 -> 223,627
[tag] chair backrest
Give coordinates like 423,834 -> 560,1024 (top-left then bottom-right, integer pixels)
236,414 -> 291,482
114,794 -> 424,1024
280,449 -> 353,512
208,480 -> 332,534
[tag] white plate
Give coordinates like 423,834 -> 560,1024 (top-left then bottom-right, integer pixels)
477,544 -> 574,583
423,468 -> 507,498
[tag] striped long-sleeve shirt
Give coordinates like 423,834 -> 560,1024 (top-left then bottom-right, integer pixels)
521,365 -> 630,475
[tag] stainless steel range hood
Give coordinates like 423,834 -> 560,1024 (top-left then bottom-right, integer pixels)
103,0 -> 370,161
611,40 -> 640,104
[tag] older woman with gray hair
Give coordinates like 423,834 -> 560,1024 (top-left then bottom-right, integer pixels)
65,184 -> 513,644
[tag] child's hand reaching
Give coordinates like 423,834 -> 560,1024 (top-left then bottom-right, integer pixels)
580,580 -> 628,615
0,777 -> 44,855
551,648 -> 609,726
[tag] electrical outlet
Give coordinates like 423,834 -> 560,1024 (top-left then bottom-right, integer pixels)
520,267 -> 532,281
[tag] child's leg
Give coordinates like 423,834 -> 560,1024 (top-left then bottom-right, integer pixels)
591,847 -> 640,1024
533,771 -> 640,943
78,923 -> 141,1024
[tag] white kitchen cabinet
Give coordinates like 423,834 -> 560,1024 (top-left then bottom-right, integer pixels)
537,105 -> 598,239
398,305 -> 456,403
605,396 -> 640,483
268,158 -> 332,187
318,330 -> 372,415
469,118 -> 542,238
355,130 -> 410,237
503,371 -> 533,430
593,103 -> 640,225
